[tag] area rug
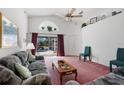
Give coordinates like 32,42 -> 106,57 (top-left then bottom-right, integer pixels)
44,56 -> 109,85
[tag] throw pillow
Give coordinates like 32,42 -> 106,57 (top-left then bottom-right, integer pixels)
15,63 -> 32,79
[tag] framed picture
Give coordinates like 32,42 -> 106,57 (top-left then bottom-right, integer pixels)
90,17 -> 97,24
0,12 -> 19,48
112,11 -> 117,16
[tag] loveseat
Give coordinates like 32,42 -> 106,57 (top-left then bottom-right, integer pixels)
0,51 -> 51,85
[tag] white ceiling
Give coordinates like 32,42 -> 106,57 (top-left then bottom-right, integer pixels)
24,8 -> 124,22
25,8 -> 106,16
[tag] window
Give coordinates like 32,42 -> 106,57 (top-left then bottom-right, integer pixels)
37,35 -> 57,55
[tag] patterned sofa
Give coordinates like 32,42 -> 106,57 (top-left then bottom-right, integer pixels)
66,67 -> 124,85
0,51 -> 51,85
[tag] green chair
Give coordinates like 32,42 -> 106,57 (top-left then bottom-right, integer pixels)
110,48 -> 124,72
79,46 -> 91,62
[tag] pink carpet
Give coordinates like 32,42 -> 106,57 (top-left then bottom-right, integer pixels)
44,56 -> 109,85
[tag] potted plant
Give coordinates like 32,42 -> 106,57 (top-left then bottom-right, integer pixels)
54,28 -> 57,31
47,26 -> 52,32
41,26 -> 45,30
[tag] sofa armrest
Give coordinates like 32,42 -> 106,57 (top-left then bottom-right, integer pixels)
22,73 -> 51,85
0,65 -> 22,85
65,80 -> 80,85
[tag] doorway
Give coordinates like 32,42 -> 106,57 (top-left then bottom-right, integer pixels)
36,35 -> 57,56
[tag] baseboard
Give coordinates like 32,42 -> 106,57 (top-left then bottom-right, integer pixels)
65,55 -> 79,57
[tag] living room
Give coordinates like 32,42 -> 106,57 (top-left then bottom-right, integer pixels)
1,0 -> 124,93
1,7 -> 124,86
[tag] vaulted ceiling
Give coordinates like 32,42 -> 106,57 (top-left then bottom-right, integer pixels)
24,8 -> 124,22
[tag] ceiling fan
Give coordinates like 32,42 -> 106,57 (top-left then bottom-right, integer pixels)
55,8 -> 83,21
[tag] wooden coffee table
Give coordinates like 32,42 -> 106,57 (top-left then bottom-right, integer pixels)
52,60 -> 77,84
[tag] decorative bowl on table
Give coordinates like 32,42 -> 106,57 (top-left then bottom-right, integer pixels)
58,60 -> 70,70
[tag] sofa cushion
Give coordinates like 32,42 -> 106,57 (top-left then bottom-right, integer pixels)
22,73 -> 51,85
0,55 -> 22,73
28,61 -> 46,70
28,61 -> 48,75
35,56 -> 44,60
13,51 -> 29,67
15,63 -> 32,79
30,69 -> 48,76
0,65 -> 22,85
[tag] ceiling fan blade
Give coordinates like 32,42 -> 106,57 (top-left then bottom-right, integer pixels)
70,8 -> 76,15
70,15 -> 83,17
55,13 -> 65,18
55,13 -> 69,21
79,11 -> 83,14
66,8 -> 76,17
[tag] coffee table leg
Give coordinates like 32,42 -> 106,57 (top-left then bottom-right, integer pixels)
52,63 -> 54,70
60,74 -> 62,84
75,71 -> 77,80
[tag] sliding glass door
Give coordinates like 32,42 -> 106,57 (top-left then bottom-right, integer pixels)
37,35 -> 57,56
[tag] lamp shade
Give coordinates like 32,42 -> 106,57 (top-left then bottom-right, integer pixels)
26,43 -> 35,49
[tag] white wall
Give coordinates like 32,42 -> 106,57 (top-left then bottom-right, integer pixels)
0,8 -> 28,58
82,12 -> 124,66
28,16 -> 82,56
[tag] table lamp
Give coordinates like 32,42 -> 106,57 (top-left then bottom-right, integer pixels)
27,43 -> 35,49
26,43 -> 35,55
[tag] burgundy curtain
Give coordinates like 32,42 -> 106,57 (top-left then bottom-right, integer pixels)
31,33 -> 38,55
57,34 -> 65,56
